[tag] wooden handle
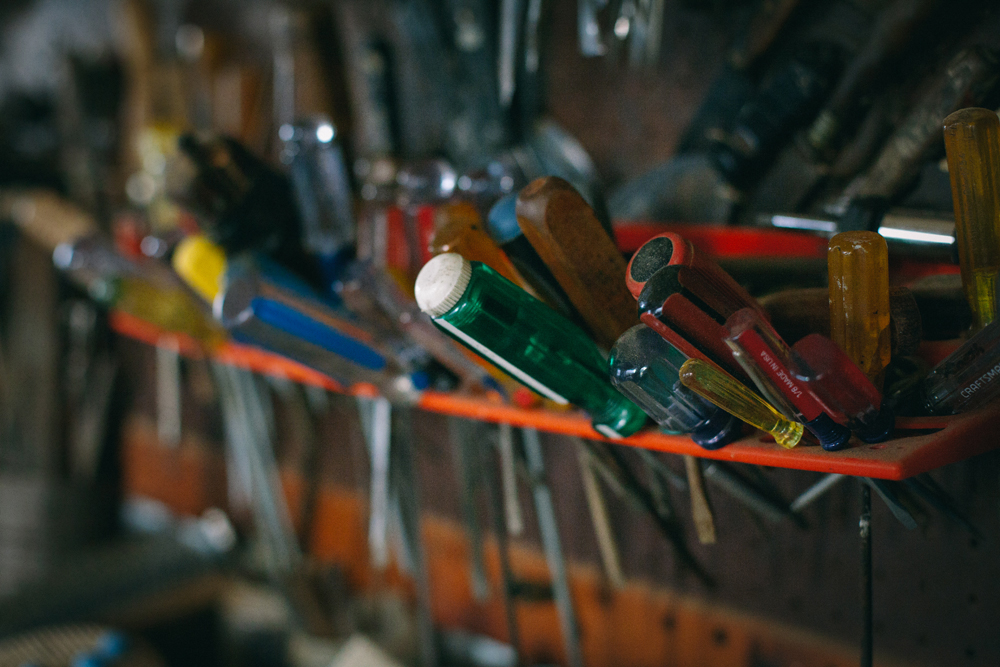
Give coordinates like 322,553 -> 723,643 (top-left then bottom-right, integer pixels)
515,176 -> 637,348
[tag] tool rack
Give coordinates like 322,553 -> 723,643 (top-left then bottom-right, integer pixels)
110,223 -> 1000,482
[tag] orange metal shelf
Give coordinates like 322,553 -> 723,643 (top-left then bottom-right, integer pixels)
110,310 -> 1000,481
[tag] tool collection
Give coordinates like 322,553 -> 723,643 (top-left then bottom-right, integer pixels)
2,0 -> 1000,665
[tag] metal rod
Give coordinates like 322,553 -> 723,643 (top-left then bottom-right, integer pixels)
860,483 -> 873,667
522,427 -> 584,667
483,428 -> 522,664
791,473 -> 846,513
577,444 -> 625,588
393,409 -> 438,667
702,462 -> 797,525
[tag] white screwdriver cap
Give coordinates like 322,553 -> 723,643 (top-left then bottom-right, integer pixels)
415,253 -> 472,317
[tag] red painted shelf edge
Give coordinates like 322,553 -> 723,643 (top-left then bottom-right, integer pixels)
109,310 -> 1000,481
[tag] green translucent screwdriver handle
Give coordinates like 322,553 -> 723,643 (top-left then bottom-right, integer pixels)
679,359 -> 804,449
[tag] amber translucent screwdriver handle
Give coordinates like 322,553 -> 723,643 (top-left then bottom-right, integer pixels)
828,231 -> 891,390
943,107 -> 1000,330
679,359 -> 804,449
515,176 -> 638,348
430,201 -> 537,296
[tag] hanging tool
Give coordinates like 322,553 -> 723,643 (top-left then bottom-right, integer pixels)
576,443 -> 626,588
521,427 -> 584,667
390,406 -> 440,667
358,396 -> 393,571
450,418 -> 491,601
862,478 -> 918,531
835,47 -> 999,228
498,0 -> 524,108
155,338 -> 183,449
685,456 -> 715,545
213,364 -> 301,575
581,440 -> 714,586
701,462 -> 801,526
480,423 -> 522,663
790,473 -> 847,513
497,422 -> 524,536
860,483 -> 873,667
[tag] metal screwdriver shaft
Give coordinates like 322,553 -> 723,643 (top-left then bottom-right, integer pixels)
521,427 -> 584,667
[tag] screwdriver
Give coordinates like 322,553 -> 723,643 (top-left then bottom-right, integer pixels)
486,193 -> 579,320
395,158 -> 458,285
175,133 -> 311,277
217,258 -> 425,402
416,254 -> 648,439
172,234 -> 227,304
636,264 -> 733,323
174,234 -> 487,394
922,315 -> 1000,414
279,116 -> 357,287
515,176 -> 638,349
428,202 -> 551,398
4,189 -> 225,348
791,334 -> 895,443
609,324 -> 743,449
828,231 -> 891,391
942,107 -> 1000,331
637,265 -> 749,382
625,231 -> 762,318
51,235 -> 225,348
679,358 -> 804,449
724,307 -> 851,451
429,201 -> 533,293
335,259 -> 501,393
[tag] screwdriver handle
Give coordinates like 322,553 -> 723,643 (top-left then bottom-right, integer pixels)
943,107 -> 1000,330
516,176 -> 637,348
679,358 -> 804,449
828,231 -> 890,390
626,232 -> 761,318
430,202 -> 535,294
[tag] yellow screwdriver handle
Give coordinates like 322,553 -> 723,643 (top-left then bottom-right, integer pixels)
828,231 -> 891,390
430,202 -> 536,296
943,107 -> 1000,330
679,358 -> 803,449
